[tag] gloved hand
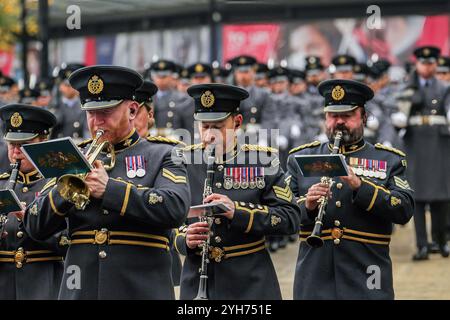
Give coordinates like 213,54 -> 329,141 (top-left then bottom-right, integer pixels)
391,112 -> 408,128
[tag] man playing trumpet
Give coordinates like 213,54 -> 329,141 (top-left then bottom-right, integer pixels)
24,66 -> 191,299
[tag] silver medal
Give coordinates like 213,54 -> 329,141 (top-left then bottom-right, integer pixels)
127,170 -> 137,179
136,168 -> 146,177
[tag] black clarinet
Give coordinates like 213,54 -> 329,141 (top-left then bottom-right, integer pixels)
306,131 -> 342,248
7,161 -> 21,190
0,161 -> 21,240
194,144 -> 216,300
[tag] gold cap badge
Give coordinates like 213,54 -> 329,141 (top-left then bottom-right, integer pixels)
87,75 -> 104,95
339,56 -> 346,64
200,90 -> 215,108
239,57 -> 246,65
159,61 -> 166,69
195,64 -> 204,73
423,48 -> 430,56
10,112 -> 23,128
331,85 -> 345,101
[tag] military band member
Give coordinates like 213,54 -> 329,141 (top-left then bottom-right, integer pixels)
50,63 -> 88,142
24,65 -> 191,299
288,69 -> 307,97
254,63 -> 270,89
436,56 -> 450,83
134,80 -> 157,137
177,63 -> 215,142
287,79 -> 414,299
148,59 -> 185,137
0,74 -> 18,106
392,46 -> 450,260
176,83 -> 300,299
213,66 -> 231,85
331,54 -> 356,80
0,104 -> 66,300
177,68 -> 191,93
18,87 -> 40,105
228,55 -> 275,131
133,79 -> 184,287
302,56 -> 326,143
353,63 -> 370,83
34,78 -> 54,108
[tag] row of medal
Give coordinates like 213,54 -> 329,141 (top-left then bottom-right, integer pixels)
125,155 -> 146,178
223,167 -> 266,190
349,157 -> 387,179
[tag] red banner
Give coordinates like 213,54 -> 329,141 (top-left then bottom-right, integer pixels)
0,49 -> 14,75
222,24 -> 281,64
415,15 -> 449,56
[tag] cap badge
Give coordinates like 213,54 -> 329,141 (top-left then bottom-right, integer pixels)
339,56 -> 346,64
10,112 -> 23,128
239,57 -> 246,65
200,90 -> 215,108
423,48 -> 430,56
88,75 -> 104,95
195,64 -> 204,73
331,85 -> 345,101
159,61 -> 166,69
309,57 -> 316,63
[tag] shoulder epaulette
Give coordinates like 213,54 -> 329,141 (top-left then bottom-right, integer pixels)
0,172 -> 10,180
182,143 -> 205,151
375,143 -> 406,157
40,177 -> 57,193
289,141 -> 321,154
147,136 -> 185,146
241,144 -> 278,153
77,138 -> 93,148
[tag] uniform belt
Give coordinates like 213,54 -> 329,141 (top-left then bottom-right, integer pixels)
205,238 -> 266,263
0,249 -> 63,268
70,229 -> 170,251
409,115 -> 447,126
299,227 -> 391,246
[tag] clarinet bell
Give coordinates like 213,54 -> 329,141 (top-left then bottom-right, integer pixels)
306,234 -> 324,248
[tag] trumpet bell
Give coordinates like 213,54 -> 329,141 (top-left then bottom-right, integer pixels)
56,174 -> 90,210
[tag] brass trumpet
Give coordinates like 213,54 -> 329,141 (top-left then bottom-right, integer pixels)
56,130 -> 115,210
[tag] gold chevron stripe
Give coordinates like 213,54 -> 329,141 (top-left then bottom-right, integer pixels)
273,185 -> 293,202
394,176 -> 411,189
273,185 -> 292,193
162,168 -> 187,184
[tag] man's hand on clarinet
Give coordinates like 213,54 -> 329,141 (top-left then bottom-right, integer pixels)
186,222 -> 209,249
305,182 -> 332,211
